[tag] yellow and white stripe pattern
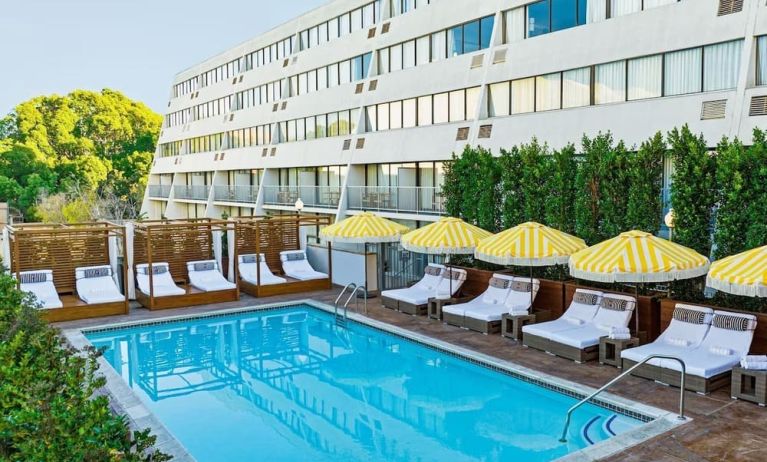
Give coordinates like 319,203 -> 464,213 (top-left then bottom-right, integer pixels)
475,222 -> 587,266
320,212 -> 409,243
401,217 -> 492,255
569,230 -> 710,283
707,245 -> 767,298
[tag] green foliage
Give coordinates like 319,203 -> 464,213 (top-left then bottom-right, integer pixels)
0,271 -> 170,461
544,144 -> 578,234
0,89 -> 161,221
442,146 -> 501,231
626,132 -> 665,234
498,148 -> 523,229
518,139 -> 549,223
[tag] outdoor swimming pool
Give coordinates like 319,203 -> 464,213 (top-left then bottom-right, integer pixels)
86,304 -> 647,461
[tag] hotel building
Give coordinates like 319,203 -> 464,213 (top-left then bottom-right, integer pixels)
144,0 -> 767,227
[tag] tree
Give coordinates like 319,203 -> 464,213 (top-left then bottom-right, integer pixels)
626,132 -> 665,234
498,147 -> 524,229
544,144 -> 578,234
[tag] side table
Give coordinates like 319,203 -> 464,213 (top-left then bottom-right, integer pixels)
732,367 -> 767,406
501,313 -> 536,341
599,337 -> 639,368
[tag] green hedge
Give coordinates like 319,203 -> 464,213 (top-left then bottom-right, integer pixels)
0,272 -> 171,461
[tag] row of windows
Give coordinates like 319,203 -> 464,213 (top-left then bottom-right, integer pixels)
299,1 -> 380,51
173,78 -> 198,98
487,39 -> 742,117
233,80 -> 286,114
226,125 -> 274,149
365,87 -> 480,132
166,94 -> 237,127
243,36 -> 296,72
160,141 -> 183,157
188,133 -> 225,155
288,53 -> 372,97
277,166 -> 348,187
200,59 -> 241,88
378,15 -> 494,75
278,109 -> 360,143
228,169 -> 263,187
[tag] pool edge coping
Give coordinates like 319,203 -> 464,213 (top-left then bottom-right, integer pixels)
64,299 -> 691,462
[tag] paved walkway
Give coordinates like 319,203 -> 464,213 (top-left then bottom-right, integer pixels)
57,289 -> 767,462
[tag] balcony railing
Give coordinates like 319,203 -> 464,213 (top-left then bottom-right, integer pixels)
174,185 -> 210,201
347,186 -> 444,215
262,186 -> 342,209
214,185 -> 258,204
147,185 -> 172,198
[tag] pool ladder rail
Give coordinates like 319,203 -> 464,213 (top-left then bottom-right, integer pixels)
559,354 -> 688,443
334,283 -> 368,327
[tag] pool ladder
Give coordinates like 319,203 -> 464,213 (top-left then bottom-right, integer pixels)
559,354 -> 688,443
334,283 -> 368,327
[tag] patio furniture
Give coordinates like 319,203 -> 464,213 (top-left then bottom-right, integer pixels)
15,270 -> 63,309
522,289 -> 604,352
599,336 -> 639,368
239,254 -> 286,286
449,277 -> 540,334
135,263 -> 186,297
75,265 -> 126,304
280,250 -> 328,281
501,313 -> 537,341
187,260 -> 237,292
731,367 -> 767,406
442,274 -> 516,329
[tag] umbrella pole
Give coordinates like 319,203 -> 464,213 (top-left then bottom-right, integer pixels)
529,261 -> 534,312
635,284 -> 640,335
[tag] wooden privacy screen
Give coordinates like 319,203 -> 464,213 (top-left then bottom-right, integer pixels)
133,219 -> 230,284
8,222 -> 122,294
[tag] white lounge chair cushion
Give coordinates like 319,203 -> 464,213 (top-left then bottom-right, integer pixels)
504,277 -> 540,313
17,270 -> 63,309
239,254 -> 286,285
591,294 -> 636,330
523,318 -> 583,338
481,274 -> 515,305
75,266 -> 124,304
279,251 -> 328,281
381,287 -> 434,306
620,342 -> 693,368
463,304 -> 509,322
435,268 -> 466,299
522,289 -> 603,338
187,260 -> 237,292
548,324 -> 610,349
135,263 -> 185,297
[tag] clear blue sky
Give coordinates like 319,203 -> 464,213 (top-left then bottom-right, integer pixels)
0,0 -> 328,115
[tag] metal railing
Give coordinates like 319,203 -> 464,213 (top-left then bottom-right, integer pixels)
262,185 -> 342,208
213,185 -> 258,204
173,185 -> 211,201
347,186 -> 444,215
147,185 -> 172,198
559,354 -> 687,443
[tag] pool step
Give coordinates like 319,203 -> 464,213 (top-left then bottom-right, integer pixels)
580,414 -> 622,446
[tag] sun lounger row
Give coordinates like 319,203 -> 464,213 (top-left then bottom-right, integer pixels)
16,265 -> 125,309
381,264 -> 467,315
442,274 -> 540,334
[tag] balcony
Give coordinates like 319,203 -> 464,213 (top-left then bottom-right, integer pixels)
347,186 -> 444,216
174,185 -> 210,201
262,186 -> 342,209
214,185 -> 258,204
147,185 -> 171,199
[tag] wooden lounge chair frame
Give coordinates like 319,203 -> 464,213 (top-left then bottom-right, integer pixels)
133,218 -> 239,310
7,222 -> 129,322
234,215 -> 332,298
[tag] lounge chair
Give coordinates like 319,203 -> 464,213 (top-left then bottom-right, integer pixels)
625,308 -> 756,394
279,250 -> 328,281
15,270 -> 63,309
542,294 -> 636,362
186,260 -> 237,292
135,263 -> 186,297
442,274 -> 514,327
75,265 -> 125,304
522,289 -> 604,356
239,253 -> 286,286
382,265 -> 467,316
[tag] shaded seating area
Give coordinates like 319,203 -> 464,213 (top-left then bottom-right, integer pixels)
233,215 -> 332,297
5,222 -> 129,322
132,219 -> 239,310
622,305 -> 756,394
381,264 -> 467,316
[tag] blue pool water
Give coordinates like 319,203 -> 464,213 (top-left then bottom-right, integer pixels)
87,304 -> 644,461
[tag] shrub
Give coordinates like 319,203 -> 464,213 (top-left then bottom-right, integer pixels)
544,144 -> 578,235
626,132 -> 665,234
0,272 -> 170,462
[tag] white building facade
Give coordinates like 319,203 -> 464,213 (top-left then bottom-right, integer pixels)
144,0 -> 767,226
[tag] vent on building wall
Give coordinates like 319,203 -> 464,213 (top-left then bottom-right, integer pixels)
229,114 -> 235,121
368,28 -> 376,39
700,100 -> 727,120
717,0 -> 743,15
470,54 -> 485,69
272,104 -> 279,112
281,101 -> 288,110
220,153 -> 226,161
355,83 -> 364,94
478,125 -> 493,138
239,76 -> 243,83
356,138 -> 365,149
381,22 -> 390,34
493,49 -> 507,64
283,59 -> 289,67
262,148 -> 268,157
214,153 -> 219,161
292,57 -> 298,64
342,139 -> 352,150
456,127 -> 470,141
750,96 -> 767,116
270,148 -> 277,157
232,78 -> 237,85
369,80 -> 378,91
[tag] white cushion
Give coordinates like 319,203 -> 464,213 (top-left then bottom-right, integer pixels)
463,304 -> 508,322
523,319 -> 582,338
381,287 -> 433,306
548,325 -> 610,349
280,253 -> 327,281
658,348 -> 741,379
591,297 -> 635,329
187,260 -> 236,292
240,263 -> 287,286
135,263 -> 185,297
620,342 -> 692,368
76,276 -> 124,304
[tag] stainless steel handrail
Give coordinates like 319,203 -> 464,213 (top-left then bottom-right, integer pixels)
334,283 -> 357,321
345,285 -> 368,316
559,354 -> 687,443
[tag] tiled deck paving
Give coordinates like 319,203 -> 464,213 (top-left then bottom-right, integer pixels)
56,288 -> 767,462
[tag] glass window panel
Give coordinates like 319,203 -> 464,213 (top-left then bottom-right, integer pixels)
379,48 -> 390,74
350,108 -> 359,133
466,86 -> 480,119
595,60 -> 627,104
562,67 -> 591,108
536,73 -> 562,111
449,26 -> 463,56
339,14 -> 350,36
362,52 -> 372,78
527,0 -> 550,38
480,16 -> 494,49
664,48 -> 702,96
287,120 -> 296,142
328,63 -> 339,87
403,40 -> 416,69
403,98 -> 417,127
352,56 -> 364,81
377,103 -> 390,130
628,55 -> 662,100
463,20 -> 480,53
489,82 -> 510,117
758,36 -> 767,86
318,67 -> 328,89
552,0 -> 577,32
306,116 -> 317,139
338,111 -> 351,135
339,59 -> 352,84
611,0 -> 642,17
316,115 -> 327,138
390,101 -> 403,129
329,17 -> 339,39
319,22 -> 328,44
511,77 -> 536,114
704,40 -> 742,91
351,8 -> 363,32
433,93 -> 449,123
328,112 -> 339,136
391,45 -> 403,72
366,106 -> 377,131
363,4 -> 375,27
298,73 -> 307,95
296,118 -> 306,141
418,96 -> 433,125
431,30 -> 447,62
416,36 -> 430,66
449,90 -> 466,122
308,70 -> 317,92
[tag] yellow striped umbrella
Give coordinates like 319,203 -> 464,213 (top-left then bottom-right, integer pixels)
401,217 -> 493,255
320,212 -> 409,244
475,222 -> 587,266
569,231 -> 710,283
707,246 -> 767,298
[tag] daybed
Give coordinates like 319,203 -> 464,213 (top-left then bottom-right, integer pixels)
279,250 -> 328,281
381,264 -> 467,316
135,263 -> 186,297
239,253 -> 287,286
15,269 -> 63,309
186,260 -> 237,292
75,265 -> 126,304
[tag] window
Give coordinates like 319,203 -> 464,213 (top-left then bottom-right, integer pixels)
562,67 -> 591,108
418,96 -> 433,125
628,55 -> 662,100
390,101 -> 403,129
511,78 -> 535,114
403,41 -> 416,69
416,37 -> 430,66
431,31 -> 447,62
391,45 -> 403,72
339,59 -> 352,85
480,16 -> 495,49
595,60 -> 626,104
536,73 -> 561,111
463,20 -> 480,54
703,40 -> 742,91
328,112 -> 339,136
449,90 -> 466,122
505,9 -> 525,43
339,111 -> 351,135
366,107 -> 377,131
403,99 -> 417,128
610,0 -> 642,17
377,103 -> 390,130
449,26 -> 463,56
664,48 -> 702,96
433,93 -> 449,123
488,82 -> 510,116
759,36 -> 767,86
527,0 -> 550,37
379,48 -> 390,74
466,87 -> 481,119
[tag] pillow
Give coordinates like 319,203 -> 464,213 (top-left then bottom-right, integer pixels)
140,265 -> 168,275
600,297 -> 629,311
19,272 -> 48,284
709,346 -> 734,356
713,314 -> 757,332
193,262 -> 216,272
286,252 -> 305,262
665,337 -> 691,347
444,269 -> 464,281
573,291 -> 599,306
240,255 -> 258,264
672,306 -> 708,324
511,281 -> 532,293
488,277 -> 511,289
83,267 -> 111,279
565,318 -> 586,326
424,265 -> 442,276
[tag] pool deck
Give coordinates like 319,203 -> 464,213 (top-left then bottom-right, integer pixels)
56,288 -> 767,462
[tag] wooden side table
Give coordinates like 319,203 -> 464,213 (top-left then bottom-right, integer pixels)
501,313 -> 536,341
599,337 -> 639,368
732,367 -> 767,406
427,297 -> 467,320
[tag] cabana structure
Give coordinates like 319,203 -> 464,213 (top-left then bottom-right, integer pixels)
132,218 -> 239,310
233,215 -> 332,297
5,222 -> 129,322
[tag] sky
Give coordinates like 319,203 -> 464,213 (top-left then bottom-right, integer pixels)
0,0 -> 329,115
